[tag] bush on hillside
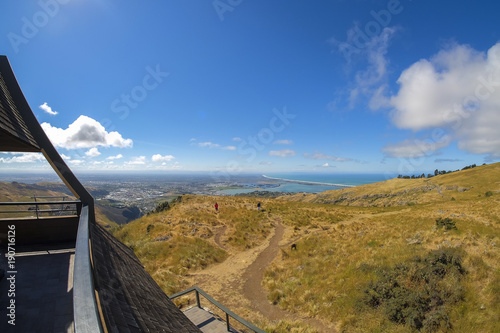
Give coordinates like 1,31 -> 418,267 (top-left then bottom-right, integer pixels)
363,248 -> 466,332
436,217 -> 456,230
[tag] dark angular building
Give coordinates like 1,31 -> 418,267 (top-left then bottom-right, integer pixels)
0,55 -> 208,332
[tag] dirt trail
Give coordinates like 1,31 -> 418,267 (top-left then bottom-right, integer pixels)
241,222 -> 286,319
190,221 -> 336,332
241,223 -> 334,332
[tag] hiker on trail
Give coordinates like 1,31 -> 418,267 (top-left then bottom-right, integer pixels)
257,202 -> 261,211
214,202 -> 218,211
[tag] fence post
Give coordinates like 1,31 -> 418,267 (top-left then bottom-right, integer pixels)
34,195 -> 39,219
195,289 -> 201,308
226,313 -> 230,332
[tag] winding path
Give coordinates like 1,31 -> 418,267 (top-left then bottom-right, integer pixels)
241,222 -> 334,332
191,221 -> 336,332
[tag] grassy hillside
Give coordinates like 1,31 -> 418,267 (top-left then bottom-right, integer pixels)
281,163 -> 500,207
111,165 -> 500,332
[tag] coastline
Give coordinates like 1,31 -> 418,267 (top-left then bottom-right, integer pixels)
262,175 -> 354,188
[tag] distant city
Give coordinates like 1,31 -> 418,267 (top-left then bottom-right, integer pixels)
0,172 -> 389,220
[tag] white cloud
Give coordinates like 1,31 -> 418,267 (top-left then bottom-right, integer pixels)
269,149 -> 296,158
0,153 -> 45,163
198,141 -> 236,151
60,154 -> 71,160
198,141 -> 220,148
152,154 -> 175,162
126,156 -> 146,165
388,42 -> 500,158
382,137 -> 451,158
106,154 -> 123,160
342,27 -> 397,109
232,137 -> 243,142
319,163 -> 336,168
41,115 -> 133,149
304,152 -> 351,162
39,102 -> 58,115
259,161 -> 273,165
85,147 -> 101,157
273,139 -> 293,145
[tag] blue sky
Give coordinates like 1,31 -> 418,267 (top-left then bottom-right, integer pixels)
1,0 -> 500,176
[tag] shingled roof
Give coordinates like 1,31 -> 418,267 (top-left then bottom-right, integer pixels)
0,55 -> 202,332
91,223 -> 201,332
0,62 -> 40,152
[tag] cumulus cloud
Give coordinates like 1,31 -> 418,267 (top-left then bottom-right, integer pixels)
152,154 -> 175,162
318,163 -> 336,168
126,156 -> 146,165
304,152 -> 351,162
388,42 -> 500,158
41,115 -> 133,149
106,154 -> 123,160
39,102 -> 58,115
0,153 -> 45,163
85,147 -> 101,157
269,149 -> 296,157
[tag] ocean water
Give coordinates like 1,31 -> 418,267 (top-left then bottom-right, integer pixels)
219,173 -> 397,195
265,173 -> 396,187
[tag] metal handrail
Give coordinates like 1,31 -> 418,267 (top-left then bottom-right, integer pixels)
73,205 -> 104,333
0,200 -> 81,205
170,286 -> 265,333
0,200 -> 81,218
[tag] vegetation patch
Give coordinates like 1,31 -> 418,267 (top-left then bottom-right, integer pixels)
363,247 -> 466,332
435,217 -> 457,230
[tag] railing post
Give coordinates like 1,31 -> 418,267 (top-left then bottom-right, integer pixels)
226,313 -> 230,332
195,290 -> 201,309
34,196 -> 39,219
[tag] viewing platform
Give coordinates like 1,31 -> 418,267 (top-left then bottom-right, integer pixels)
0,54 -> 264,332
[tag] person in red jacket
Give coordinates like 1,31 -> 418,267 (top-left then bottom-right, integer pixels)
214,202 -> 218,211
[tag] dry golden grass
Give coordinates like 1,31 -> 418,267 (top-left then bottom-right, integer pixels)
110,164 -> 500,332
281,163 -> 500,208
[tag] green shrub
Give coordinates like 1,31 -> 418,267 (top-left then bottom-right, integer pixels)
485,191 -> 493,197
363,248 -> 466,331
435,217 -> 456,230
149,201 -> 171,214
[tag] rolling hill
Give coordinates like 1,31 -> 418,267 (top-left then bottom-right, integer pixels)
112,163 -> 500,332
